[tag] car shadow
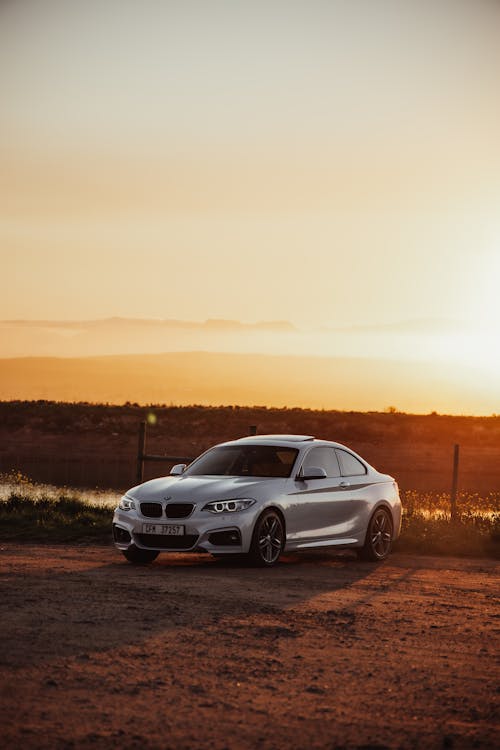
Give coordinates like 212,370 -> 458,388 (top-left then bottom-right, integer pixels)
0,545 -> 409,669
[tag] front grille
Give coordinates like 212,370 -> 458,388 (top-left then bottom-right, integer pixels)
165,503 -> 194,519
135,534 -> 199,550
140,502 -> 163,518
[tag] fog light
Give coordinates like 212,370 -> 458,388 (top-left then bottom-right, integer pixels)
113,524 -> 131,544
208,530 -> 242,546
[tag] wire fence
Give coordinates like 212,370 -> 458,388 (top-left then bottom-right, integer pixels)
1,420 -> 500,512
1,443 -> 500,501
0,454 -> 136,492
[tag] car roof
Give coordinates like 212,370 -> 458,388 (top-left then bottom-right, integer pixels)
220,434 -> 315,447
218,435 -> 367,453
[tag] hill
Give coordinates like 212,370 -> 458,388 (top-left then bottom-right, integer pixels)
0,350 -> 495,415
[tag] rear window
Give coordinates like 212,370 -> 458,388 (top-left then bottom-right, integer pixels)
336,449 -> 367,477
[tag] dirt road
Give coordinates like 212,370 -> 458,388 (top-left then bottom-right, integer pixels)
0,545 -> 498,750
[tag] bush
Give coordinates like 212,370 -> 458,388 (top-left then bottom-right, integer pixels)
0,484 -> 498,558
0,493 -> 112,543
396,490 -> 500,558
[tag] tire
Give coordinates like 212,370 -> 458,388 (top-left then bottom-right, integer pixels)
122,546 -> 159,564
358,507 -> 393,561
247,509 -> 285,567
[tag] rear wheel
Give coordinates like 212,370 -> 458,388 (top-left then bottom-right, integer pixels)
359,507 -> 393,561
122,546 -> 159,564
247,509 -> 284,567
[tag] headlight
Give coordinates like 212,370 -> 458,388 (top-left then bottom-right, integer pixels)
202,499 -> 255,514
118,495 -> 136,511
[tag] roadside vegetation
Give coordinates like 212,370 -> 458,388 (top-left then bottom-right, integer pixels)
395,490 -> 500,558
0,473 -> 116,543
0,474 -> 498,557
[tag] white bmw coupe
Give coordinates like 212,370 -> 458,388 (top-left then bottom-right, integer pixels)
113,434 -> 401,566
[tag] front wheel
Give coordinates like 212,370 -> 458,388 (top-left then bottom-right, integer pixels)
247,510 -> 285,567
358,507 -> 393,561
122,546 -> 159,564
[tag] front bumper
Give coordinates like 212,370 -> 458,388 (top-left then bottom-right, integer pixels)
112,507 -> 255,555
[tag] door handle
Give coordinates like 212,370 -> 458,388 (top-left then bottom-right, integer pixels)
339,481 -> 350,488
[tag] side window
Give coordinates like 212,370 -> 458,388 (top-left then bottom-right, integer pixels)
336,449 -> 367,477
301,447 -> 341,477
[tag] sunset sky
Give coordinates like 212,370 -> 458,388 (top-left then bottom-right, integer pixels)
1,1 -> 500,410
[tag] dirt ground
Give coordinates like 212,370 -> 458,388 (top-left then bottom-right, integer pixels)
0,545 -> 498,750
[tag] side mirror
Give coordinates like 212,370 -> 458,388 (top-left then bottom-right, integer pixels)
297,466 -> 327,481
170,463 -> 187,476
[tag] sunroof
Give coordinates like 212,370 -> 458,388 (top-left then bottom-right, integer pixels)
239,434 -> 314,442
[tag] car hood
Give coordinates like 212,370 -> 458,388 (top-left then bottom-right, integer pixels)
127,475 -> 285,503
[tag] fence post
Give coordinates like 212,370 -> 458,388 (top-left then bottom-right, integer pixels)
137,421 -> 146,485
450,444 -> 460,522
249,425 -> 257,435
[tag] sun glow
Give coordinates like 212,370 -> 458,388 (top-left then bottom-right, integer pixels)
1,2 -> 500,415
449,249 -> 500,378
431,329 -> 500,376
470,250 -> 500,327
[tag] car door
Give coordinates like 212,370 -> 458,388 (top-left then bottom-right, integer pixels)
284,445 -> 360,546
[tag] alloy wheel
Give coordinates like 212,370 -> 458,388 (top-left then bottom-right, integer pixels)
250,510 -> 284,566
369,508 -> 393,559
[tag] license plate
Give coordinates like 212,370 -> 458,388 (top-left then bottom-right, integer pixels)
141,523 -> 185,536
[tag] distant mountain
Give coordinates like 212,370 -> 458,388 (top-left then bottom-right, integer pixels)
3,317 -> 297,331
325,318 -> 471,334
203,319 -> 295,332
0,317 -> 298,358
0,317 -> 483,374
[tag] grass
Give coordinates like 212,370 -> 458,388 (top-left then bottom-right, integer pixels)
0,473 -> 115,543
0,475 -> 498,557
394,490 -> 500,558
0,470 -> 120,506
0,493 -> 112,543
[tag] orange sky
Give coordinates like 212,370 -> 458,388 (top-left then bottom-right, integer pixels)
1,1 -> 500,411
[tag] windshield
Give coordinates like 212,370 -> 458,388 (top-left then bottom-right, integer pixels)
185,445 -> 298,478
